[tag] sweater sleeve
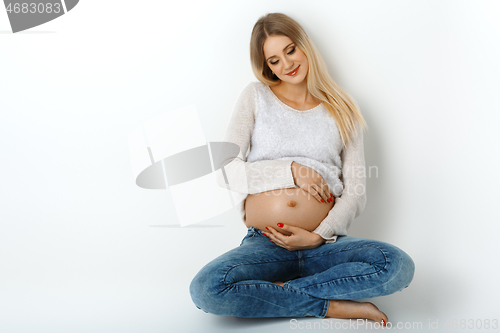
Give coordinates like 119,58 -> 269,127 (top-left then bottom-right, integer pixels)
215,83 -> 297,219
312,120 -> 367,243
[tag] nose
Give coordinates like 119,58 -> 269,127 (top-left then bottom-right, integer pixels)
283,57 -> 294,72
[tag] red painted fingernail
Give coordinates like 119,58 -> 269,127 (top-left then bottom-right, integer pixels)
270,240 -> 274,243
330,193 -> 333,197
277,223 -> 284,228
321,199 -> 324,203
265,227 -> 269,230
262,233 -> 266,236
381,319 -> 386,326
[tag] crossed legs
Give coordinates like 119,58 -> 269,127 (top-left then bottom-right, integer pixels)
189,227 -> 415,322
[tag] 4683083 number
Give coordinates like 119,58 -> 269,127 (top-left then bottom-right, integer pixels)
443,319 -> 498,330
6,2 -> 62,14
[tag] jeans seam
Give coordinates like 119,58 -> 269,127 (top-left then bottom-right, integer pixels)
303,244 -> 388,270
329,249 -> 413,298
321,260 -> 404,299
298,250 -> 303,276
228,280 -> 329,298
228,282 -> 329,318
294,245 -> 389,290
222,259 -> 299,285
320,299 -> 329,318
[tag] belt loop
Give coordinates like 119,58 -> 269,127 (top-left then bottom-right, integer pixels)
247,226 -> 257,235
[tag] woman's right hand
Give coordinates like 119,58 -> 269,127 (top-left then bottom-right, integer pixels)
291,161 -> 333,204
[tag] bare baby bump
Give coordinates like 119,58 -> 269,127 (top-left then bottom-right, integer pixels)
245,183 -> 334,237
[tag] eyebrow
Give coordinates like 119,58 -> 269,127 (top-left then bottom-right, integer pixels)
266,43 -> 295,62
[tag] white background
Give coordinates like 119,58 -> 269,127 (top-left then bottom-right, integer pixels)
1,1 -> 499,332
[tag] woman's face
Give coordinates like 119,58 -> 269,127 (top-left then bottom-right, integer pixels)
263,35 -> 308,84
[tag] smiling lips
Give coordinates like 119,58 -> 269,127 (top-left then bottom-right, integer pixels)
286,65 -> 300,76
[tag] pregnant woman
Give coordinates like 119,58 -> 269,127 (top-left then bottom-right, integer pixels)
190,13 -> 415,325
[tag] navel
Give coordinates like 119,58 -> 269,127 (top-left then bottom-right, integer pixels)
287,200 -> 297,207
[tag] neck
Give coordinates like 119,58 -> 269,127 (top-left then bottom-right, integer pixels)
276,80 -> 309,104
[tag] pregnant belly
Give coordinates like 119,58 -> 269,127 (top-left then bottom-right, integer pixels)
244,187 -> 334,236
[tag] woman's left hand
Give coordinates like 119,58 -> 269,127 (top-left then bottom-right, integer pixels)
264,223 -> 326,251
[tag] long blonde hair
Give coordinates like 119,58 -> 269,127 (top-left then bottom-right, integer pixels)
250,12 -> 367,147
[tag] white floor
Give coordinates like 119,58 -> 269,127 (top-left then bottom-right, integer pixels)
2,200 -> 498,333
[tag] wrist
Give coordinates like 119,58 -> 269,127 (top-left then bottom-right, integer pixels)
312,232 -> 326,245
291,161 -> 297,185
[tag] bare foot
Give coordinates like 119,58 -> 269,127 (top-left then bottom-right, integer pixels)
272,281 -> 285,287
325,300 -> 388,326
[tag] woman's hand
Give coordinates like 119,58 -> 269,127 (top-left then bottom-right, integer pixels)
263,223 -> 326,251
291,162 -> 332,204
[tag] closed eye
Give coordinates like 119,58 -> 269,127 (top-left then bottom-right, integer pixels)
270,46 -> 296,65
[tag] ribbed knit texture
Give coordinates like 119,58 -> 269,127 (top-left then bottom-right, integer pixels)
215,81 -> 367,243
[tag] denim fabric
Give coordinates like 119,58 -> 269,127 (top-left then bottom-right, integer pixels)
189,227 -> 415,318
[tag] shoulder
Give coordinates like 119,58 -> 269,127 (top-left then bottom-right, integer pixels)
236,81 -> 268,107
240,81 -> 266,95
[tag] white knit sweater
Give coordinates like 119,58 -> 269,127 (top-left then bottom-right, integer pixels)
215,81 -> 367,243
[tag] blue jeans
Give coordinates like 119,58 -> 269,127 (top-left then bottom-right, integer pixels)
189,227 -> 415,318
